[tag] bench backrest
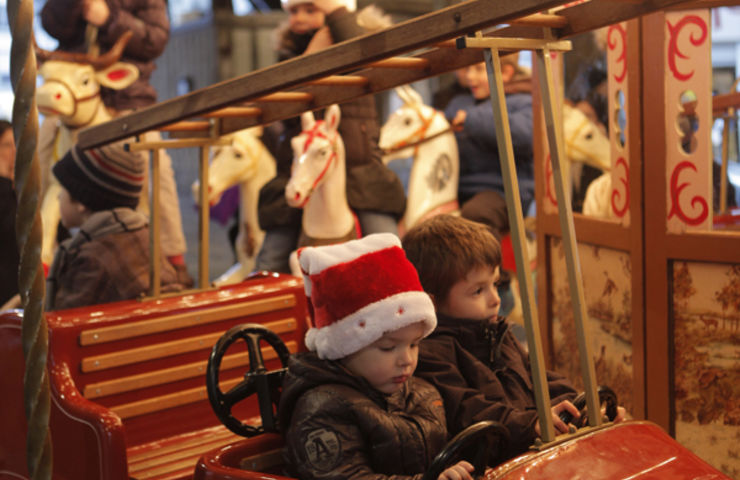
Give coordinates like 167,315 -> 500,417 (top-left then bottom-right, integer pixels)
1,274 -> 309,480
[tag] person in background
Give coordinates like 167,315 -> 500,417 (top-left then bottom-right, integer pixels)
403,215 -> 626,463
0,120 -> 20,309
40,0 -> 191,285
279,233 -> 475,480
45,142 -> 182,311
255,0 -> 406,273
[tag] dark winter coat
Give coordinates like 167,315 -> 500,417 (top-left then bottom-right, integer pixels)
45,208 -> 181,311
278,352 -> 448,480
41,0 -> 170,110
444,73 -> 535,211
258,7 -> 406,230
415,313 -> 578,462
0,178 -> 20,306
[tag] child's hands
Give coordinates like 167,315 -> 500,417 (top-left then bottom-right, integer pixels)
535,400 -> 580,436
83,0 -> 110,26
304,26 -> 333,54
437,460 -> 475,480
451,110 -> 467,129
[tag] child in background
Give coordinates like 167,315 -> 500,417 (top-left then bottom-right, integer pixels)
46,143 -> 182,311
278,233 -> 475,480
41,0 -> 190,284
402,215 -> 625,462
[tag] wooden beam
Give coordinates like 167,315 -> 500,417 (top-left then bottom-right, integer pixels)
78,0 -> 694,147
77,0 -> 572,148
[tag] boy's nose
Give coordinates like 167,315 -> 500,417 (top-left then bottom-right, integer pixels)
398,347 -> 414,366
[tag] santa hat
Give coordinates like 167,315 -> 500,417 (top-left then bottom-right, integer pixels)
281,0 -> 356,12
299,233 -> 436,360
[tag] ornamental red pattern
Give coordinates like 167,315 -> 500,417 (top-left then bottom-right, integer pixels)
667,15 -> 708,82
607,24 -> 627,84
611,157 -> 630,217
667,160 -> 709,225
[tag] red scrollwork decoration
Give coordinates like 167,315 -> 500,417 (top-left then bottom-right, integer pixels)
607,24 -> 627,84
610,157 -> 630,217
545,153 -> 558,206
667,160 -> 709,225
667,15 -> 708,82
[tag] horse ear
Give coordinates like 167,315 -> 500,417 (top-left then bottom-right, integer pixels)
394,86 -> 411,105
325,104 -> 341,132
96,62 -> 139,90
301,110 -> 316,131
403,84 -> 423,105
247,125 -> 264,137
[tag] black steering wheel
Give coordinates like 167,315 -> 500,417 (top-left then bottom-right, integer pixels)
206,323 -> 291,437
559,385 -> 618,428
422,421 -> 510,480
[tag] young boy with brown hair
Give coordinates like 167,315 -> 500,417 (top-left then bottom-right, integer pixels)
402,214 -> 625,463
278,233 -> 475,480
45,142 -> 182,310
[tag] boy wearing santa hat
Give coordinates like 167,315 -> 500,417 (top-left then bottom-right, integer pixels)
278,233 -> 474,480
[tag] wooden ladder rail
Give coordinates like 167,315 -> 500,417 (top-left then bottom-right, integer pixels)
78,0 -> 692,150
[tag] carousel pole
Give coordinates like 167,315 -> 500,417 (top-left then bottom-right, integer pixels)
8,0 -> 53,478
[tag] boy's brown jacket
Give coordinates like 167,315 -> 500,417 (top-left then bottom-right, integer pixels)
278,351 -> 447,479
416,314 -> 578,463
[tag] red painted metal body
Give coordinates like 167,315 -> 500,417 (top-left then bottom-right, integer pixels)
0,274 -> 309,480
191,421 -> 730,480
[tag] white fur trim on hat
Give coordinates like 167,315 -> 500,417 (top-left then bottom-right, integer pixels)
304,291 -> 436,360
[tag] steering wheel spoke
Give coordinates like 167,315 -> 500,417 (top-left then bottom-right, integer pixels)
206,324 -> 291,437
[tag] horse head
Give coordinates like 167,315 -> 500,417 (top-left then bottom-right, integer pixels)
193,127 -> 271,207
380,85 -> 449,164
562,101 -> 611,173
285,104 -> 345,208
36,32 -> 138,129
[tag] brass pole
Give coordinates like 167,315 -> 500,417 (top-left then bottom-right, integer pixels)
8,0 -> 53,477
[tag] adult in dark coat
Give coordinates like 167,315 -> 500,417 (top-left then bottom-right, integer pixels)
41,0 -> 170,110
0,120 -> 20,308
255,1 -> 406,272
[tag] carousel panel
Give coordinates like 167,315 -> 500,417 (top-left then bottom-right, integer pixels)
671,260 -> 740,478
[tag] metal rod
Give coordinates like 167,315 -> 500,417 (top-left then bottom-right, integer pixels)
149,147 -> 162,297
534,43 -> 601,428
198,146 -> 210,289
483,44 -> 555,442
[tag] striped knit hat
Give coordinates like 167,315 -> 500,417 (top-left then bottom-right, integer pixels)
53,143 -> 145,212
298,233 -> 436,360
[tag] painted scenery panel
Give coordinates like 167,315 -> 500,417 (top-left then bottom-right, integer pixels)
673,261 -> 740,478
549,238 -> 634,413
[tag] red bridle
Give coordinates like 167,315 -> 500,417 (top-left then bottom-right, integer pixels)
294,120 -> 338,207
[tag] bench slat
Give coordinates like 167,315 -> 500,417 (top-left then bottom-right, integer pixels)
129,433 -> 242,475
80,294 -> 296,346
128,425 -> 238,464
84,341 -> 298,399
81,318 -> 296,372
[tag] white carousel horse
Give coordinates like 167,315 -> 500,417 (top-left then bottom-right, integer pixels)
285,104 -> 356,275
379,85 -> 460,236
35,33 -> 138,266
191,127 -> 277,285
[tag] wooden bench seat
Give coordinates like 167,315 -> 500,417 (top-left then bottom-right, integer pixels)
1,274 -> 309,480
